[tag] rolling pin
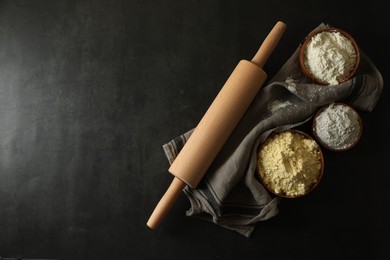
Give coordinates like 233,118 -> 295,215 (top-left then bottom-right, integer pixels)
147,21 -> 287,229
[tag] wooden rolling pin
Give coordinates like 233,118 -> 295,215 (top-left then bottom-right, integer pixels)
147,21 -> 287,229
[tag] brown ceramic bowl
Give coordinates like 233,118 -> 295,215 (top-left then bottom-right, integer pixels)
256,130 -> 324,198
312,103 -> 363,152
299,27 -> 360,85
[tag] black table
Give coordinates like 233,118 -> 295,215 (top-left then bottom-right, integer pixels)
0,0 -> 389,259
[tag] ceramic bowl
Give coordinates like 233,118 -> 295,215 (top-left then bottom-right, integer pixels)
312,102 -> 363,152
256,130 -> 324,198
299,27 -> 360,85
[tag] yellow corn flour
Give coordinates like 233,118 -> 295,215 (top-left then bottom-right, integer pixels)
257,131 -> 322,196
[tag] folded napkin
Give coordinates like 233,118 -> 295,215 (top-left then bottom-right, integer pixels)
162,23 -> 383,237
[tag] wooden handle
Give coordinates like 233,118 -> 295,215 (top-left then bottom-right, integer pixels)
147,177 -> 186,229
252,21 -> 287,68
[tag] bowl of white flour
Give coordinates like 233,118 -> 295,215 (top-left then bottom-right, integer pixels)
299,28 -> 360,85
312,103 -> 363,151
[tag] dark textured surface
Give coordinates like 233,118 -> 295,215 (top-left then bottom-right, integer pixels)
0,0 -> 388,259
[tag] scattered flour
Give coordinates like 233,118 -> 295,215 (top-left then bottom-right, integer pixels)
269,100 -> 292,113
285,76 -> 298,86
268,77 -> 298,113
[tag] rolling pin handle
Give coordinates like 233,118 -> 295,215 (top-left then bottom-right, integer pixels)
147,177 -> 187,229
251,21 -> 287,68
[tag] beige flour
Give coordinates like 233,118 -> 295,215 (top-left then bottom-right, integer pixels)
304,31 -> 357,85
257,131 -> 322,196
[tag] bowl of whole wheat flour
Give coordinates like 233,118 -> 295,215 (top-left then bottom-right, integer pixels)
299,27 -> 360,85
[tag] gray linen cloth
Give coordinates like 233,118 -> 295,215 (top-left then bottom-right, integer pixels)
162,23 -> 383,237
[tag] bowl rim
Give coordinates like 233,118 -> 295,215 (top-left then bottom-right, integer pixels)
256,129 -> 324,199
299,27 -> 361,85
312,102 -> 363,152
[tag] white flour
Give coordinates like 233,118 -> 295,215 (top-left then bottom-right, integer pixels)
269,100 -> 292,113
304,31 -> 357,85
285,76 -> 298,86
314,103 -> 361,150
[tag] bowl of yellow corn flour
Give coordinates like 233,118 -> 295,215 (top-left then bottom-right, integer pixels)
256,130 -> 324,198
